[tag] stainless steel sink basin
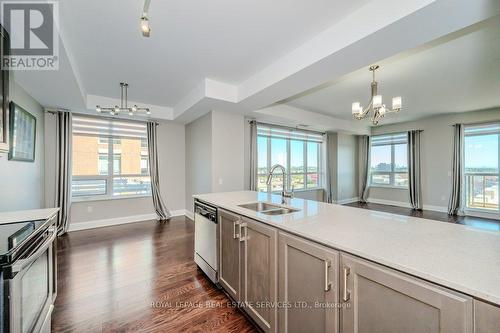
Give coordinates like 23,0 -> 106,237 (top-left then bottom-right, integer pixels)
261,208 -> 298,215
237,202 -> 299,215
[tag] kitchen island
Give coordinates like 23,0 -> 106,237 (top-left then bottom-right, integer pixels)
194,191 -> 500,333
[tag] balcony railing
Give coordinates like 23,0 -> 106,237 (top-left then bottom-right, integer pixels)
465,173 -> 499,211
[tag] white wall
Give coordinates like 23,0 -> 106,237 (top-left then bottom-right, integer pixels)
369,108 -> 500,210
44,117 -> 185,226
0,81 -> 45,212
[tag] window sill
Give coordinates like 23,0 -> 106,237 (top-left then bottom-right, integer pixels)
464,208 -> 500,220
369,185 -> 408,190
72,194 -> 152,203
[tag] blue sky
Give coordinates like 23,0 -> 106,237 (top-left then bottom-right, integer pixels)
257,137 -> 318,169
465,134 -> 499,169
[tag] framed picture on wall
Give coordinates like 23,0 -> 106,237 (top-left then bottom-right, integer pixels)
8,102 -> 36,162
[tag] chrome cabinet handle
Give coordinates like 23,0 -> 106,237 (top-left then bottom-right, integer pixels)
324,260 -> 331,292
343,266 -> 351,302
239,222 -> 247,242
233,219 -> 241,239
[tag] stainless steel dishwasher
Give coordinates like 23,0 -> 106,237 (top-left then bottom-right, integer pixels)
194,200 -> 218,283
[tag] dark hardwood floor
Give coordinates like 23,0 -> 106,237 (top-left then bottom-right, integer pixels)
345,201 -> 500,231
52,216 -> 257,333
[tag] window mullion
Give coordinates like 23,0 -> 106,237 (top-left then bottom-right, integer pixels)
391,144 -> 395,186
304,141 -> 308,189
267,137 -> 271,192
108,137 -> 113,196
286,139 -> 291,191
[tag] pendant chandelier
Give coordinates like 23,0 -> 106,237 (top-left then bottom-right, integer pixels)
351,65 -> 402,125
96,83 -> 150,116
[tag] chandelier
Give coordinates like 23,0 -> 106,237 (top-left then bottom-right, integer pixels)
96,83 -> 150,116
352,65 -> 402,125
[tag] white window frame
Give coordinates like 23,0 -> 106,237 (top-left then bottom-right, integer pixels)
72,119 -> 151,202
369,133 -> 408,189
257,135 -> 322,193
463,123 -> 500,216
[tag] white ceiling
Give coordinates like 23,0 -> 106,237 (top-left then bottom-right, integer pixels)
285,17 -> 500,124
57,0 -> 369,107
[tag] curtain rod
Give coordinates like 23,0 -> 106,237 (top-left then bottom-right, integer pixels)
371,129 -> 424,137
450,119 -> 500,127
250,120 -> 326,135
45,109 -> 160,125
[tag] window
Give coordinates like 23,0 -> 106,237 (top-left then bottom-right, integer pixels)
257,124 -> 323,192
464,123 -> 499,212
370,133 -> 408,187
72,115 -> 151,199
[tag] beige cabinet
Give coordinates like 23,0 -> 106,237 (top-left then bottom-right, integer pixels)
218,209 -> 242,301
240,217 -> 278,333
340,253 -> 473,333
278,232 -> 339,333
474,299 -> 500,333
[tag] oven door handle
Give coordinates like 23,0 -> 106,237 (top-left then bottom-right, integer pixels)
11,228 -> 56,274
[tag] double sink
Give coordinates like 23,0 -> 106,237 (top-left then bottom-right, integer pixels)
238,202 -> 299,215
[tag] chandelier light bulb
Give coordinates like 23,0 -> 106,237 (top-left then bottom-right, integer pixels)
392,96 -> 402,110
352,102 -> 361,115
146,109 -> 151,115
96,105 -> 101,113
141,16 -> 151,37
132,105 -> 138,112
114,105 -> 120,114
373,95 -> 383,108
129,109 -> 133,116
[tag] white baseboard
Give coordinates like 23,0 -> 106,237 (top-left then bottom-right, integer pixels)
367,198 -> 412,208
367,198 -> 448,213
335,197 -> 359,205
185,210 -> 194,221
68,209 -> 186,232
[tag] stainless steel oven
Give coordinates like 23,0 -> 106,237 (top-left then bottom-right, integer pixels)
1,218 -> 56,333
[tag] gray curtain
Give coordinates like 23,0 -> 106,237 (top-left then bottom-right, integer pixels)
249,120 -> 258,191
55,111 -> 72,236
147,122 -> 171,220
448,124 -> 463,215
408,130 -> 423,210
324,132 -> 335,203
358,135 -> 370,203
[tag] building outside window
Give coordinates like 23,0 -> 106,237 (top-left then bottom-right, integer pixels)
464,123 -> 499,213
256,124 -> 323,192
71,115 -> 151,199
370,133 -> 408,188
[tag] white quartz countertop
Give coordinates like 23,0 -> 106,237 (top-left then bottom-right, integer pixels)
194,191 -> 500,305
0,208 -> 59,224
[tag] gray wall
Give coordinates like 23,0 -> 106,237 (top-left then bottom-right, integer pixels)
337,133 -> 358,201
185,110 -> 245,214
369,108 -> 500,210
0,81 -> 45,212
326,132 -> 358,203
185,112 -> 213,212
45,117 -> 185,225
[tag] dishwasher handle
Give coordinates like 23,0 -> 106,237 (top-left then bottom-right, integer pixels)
195,202 -> 217,223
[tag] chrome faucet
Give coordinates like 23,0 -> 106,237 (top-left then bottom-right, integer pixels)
266,164 -> 294,203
